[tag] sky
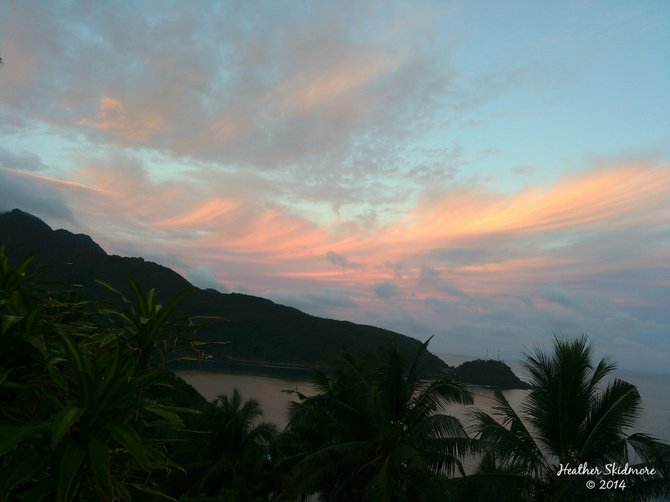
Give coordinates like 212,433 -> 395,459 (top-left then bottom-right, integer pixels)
1,0 -> 669,373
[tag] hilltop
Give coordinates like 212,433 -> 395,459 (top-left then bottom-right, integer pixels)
0,208 -> 529,388
0,209 -> 447,373
450,359 -> 531,389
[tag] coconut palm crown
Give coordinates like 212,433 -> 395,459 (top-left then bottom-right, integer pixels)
465,335 -> 670,501
279,338 -> 474,501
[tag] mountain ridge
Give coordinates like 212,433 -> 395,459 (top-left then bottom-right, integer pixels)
1,208 -> 531,388
0,208 -> 451,373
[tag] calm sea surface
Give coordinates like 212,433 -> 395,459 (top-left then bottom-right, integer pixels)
176,354 -> 670,444
438,353 -> 670,444
177,370 -> 315,427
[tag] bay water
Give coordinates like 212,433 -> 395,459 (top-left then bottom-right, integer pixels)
177,356 -> 670,444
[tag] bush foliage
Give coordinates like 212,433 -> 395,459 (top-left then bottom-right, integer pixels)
1,247 -> 668,501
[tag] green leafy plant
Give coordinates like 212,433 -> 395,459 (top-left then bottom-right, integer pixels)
96,277 -> 196,370
0,248 -> 200,501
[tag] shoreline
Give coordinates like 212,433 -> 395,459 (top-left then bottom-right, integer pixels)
169,359 -> 316,382
171,359 -> 532,390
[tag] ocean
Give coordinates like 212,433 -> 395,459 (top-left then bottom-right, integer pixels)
176,353 -> 670,443
438,353 -> 670,444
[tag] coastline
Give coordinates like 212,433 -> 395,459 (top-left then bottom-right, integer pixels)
169,359 -> 316,382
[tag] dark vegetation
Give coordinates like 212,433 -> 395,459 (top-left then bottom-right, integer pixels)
0,209 -> 448,374
449,359 -> 531,389
0,208 -> 527,388
1,245 -> 669,500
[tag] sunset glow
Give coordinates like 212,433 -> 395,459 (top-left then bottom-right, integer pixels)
1,1 -> 669,372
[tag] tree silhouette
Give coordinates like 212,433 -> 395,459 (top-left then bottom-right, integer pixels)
461,335 -> 670,501
178,388 -> 278,500
280,339 -> 474,501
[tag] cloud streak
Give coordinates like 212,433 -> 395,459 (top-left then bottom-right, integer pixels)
1,1 -> 669,373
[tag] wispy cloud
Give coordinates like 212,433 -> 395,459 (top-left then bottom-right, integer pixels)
1,1 -> 669,372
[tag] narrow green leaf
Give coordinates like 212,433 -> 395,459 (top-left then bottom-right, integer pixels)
14,253 -> 36,276
127,277 -> 147,315
1,314 -> 23,336
15,478 -> 55,501
88,438 -> 111,488
131,368 -> 160,387
88,375 -> 133,429
97,332 -> 121,347
0,380 -> 28,390
107,424 -> 149,465
146,287 -> 156,313
57,442 -> 85,502
99,342 -> 122,395
142,403 -> 183,426
0,366 -> 10,386
22,332 -> 47,353
60,333 -> 84,374
94,280 -> 129,304
156,288 -> 192,325
47,364 -> 68,393
0,421 -> 51,456
0,451 -> 45,494
163,405 -> 202,415
97,308 -> 121,316
189,315 -> 224,321
127,482 -> 177,501
51,404 -> 84,448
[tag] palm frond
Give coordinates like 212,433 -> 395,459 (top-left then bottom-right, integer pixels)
473,391 -> 548,478
579,378 -> 641,459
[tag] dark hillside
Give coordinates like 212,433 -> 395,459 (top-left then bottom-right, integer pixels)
0,209 -> 448,373
450,359 -> 531,389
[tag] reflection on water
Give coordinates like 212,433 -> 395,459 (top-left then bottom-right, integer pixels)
177,370 -> 529,432
439,353 -> 670,444
177,370 -> 316,428
177,367 -> 670,444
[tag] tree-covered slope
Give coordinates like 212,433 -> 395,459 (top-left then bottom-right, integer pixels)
449,359 -> 531,389
0,208 -> 448,373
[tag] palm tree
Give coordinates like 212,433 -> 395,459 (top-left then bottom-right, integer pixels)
180,388 -> 278,501
279,339 -> 474,501
463,335 -> 670,501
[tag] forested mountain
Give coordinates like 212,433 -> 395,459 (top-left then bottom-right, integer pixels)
0,208 -> 449,373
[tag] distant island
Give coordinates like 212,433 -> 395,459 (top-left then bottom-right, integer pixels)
0,208 -> 530,389
449,359 -> 531,389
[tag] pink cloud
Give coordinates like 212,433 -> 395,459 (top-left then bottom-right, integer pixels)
246,163 -> 670,300
79,96 -> 165,145
267,55 -> 398,116
152,198 -> 242,228
375,164 -> 670,252
9,161 -> 669,300
0,166 -> 102,193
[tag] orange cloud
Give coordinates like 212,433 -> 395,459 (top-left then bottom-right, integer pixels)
224,208 -> 326,253
164,163 -> 670,297
254,163 -> 670,295
72,163 -> 186,221
382,164 -> 670,250
79,96 -> 165,144
267,56 -> 397,115
35,161 -> 666,305
0,166 -> 102,193
152,198 -> 242,228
